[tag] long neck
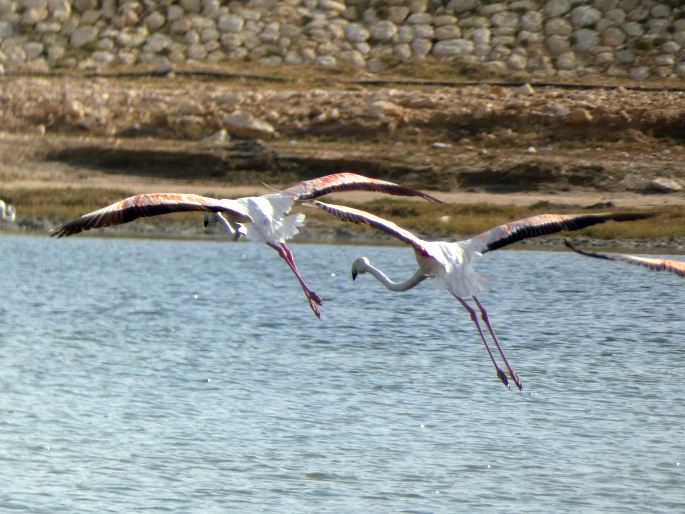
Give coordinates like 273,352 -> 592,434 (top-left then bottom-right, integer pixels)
216,212 -> 241,240
362,261 -> 428,292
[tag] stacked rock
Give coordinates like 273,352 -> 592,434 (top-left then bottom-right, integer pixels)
0,0 -> 683,79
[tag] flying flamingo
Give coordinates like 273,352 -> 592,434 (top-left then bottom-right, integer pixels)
309,200 -> 651,389
564,240 -> 684,278
0,198 -> 16,223
51,173 -> 440,317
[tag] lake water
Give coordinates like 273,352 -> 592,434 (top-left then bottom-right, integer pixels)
1,234 -> 683,513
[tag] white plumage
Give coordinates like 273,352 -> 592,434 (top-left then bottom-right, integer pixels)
314,200 -> 652,390
0,199 -> 16,223
52,172 -> 440,318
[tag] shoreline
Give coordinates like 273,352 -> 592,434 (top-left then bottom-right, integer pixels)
4,221 -> 683,255
1,76 -> 683,252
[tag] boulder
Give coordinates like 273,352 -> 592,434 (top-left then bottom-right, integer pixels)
435,25 -> 461,40
219,15 -> 243,33
447,0 -> 479,14
0,20 -> 13,37
545,18 -> 573,37
144,34 -> 172,53
573,29 -> 599,52
520,11 -> 543,32
70,26 -> 98,48
543,0 -> 570,17
144,12 -> 165,30
571,5 -> 601,27
432,38 -> 474,58
223,111 -> 276,139
370,20 -> 397,41
630,66 -> 650,80
566,108 -> 593,125
22,6 -> 49,24
646,178 -> 682,193
345,23 -> 369,42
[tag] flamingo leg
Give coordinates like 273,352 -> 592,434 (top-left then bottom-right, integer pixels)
473,296 -> 523,391
267,242 -> 323,318
453,294 -> 509,389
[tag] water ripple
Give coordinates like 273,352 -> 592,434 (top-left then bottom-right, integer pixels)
0,235 -> 683,512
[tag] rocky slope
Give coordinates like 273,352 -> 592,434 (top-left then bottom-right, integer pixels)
1,75 -> 683,193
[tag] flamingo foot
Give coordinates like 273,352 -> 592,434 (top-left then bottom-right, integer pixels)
306,290 -> 323,318
496,368 -> 510,389
510,370 -> 523,391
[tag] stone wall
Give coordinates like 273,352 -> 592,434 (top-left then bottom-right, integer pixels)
0,0 -> 683,80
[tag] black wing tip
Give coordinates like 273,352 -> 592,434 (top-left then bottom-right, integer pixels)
50,223 -> 81,238
563,238 -> 588,255
564,239 -> 613,261
416,190 -> 443,204
380,183 -> 442,203
380,185 -> 443,203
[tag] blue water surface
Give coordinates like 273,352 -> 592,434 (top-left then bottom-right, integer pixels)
1,234 -> 683,513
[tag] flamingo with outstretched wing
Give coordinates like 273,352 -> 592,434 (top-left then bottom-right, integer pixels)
310,200 -> 651,389
52,173 -> 440,317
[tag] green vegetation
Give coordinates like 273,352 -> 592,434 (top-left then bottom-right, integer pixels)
7,187 -> 214,234
8,188 -> 682,244
303,198 -> 683,244
9,187 -> 133,221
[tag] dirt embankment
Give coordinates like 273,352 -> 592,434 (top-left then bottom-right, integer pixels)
0,74 -> 683,247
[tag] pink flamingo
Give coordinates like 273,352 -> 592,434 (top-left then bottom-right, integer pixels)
51,173 -> 439,317
310,200 -> 651,389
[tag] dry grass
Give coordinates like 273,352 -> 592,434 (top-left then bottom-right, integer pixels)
6,188 -> 685,246
10,187 -> 683,243
303,198 -> 684,242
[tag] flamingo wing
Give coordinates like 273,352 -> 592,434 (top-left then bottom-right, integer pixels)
51,193 -> 251,237
564,240 -> 685,278
283,172 -> 442,203
468,212 -> 653,253
309,200 -> 433,257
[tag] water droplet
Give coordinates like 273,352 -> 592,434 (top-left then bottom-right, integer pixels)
193,294 -> 199,299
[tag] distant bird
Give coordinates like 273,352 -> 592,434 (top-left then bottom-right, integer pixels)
311,200 -> 651,389
565,240 -> 685,278
0,198 -> 16,223
51,173 -> 440,317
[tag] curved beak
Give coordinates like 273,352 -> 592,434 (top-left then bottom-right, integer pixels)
351,270 -> 358,281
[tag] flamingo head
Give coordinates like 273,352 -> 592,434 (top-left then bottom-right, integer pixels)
351,257 -> 370,281
203,212 -> 217,227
